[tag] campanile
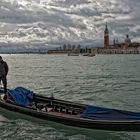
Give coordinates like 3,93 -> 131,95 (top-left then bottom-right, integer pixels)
104,23 -> 109,48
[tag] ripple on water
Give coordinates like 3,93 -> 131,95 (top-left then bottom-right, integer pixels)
1,54 -> 140,140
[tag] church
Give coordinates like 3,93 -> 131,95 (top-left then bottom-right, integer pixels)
103,23 -> 139,49
90,23 -> 140,54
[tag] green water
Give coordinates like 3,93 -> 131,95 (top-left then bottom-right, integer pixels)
0,54 -> 140,140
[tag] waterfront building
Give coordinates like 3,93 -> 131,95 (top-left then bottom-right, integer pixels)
47,23 -> 140,54
90,23 -> 140,54
103,23 -> 139,50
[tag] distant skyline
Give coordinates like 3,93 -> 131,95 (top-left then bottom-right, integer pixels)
0,0 -> 140,49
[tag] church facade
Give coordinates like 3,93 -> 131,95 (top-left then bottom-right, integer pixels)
90,23 -> 140,54
103,23 -> 139,49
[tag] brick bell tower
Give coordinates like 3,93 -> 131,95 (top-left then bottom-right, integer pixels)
104,22 -> 109,48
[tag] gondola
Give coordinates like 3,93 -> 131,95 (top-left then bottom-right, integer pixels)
0,87 -> 140,131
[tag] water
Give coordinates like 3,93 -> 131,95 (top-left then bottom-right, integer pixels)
0,54 -> 140,140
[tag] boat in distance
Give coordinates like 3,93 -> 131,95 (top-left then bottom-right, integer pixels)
1,87 -> 140,131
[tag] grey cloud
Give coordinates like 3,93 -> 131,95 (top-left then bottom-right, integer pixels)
0,0 -> 139,47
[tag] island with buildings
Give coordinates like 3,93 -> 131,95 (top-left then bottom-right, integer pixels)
47,23 -> 140,55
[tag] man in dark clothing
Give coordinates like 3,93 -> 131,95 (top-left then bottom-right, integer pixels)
0,56 -> 9,93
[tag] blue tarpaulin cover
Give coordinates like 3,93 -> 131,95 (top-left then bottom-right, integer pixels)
7,87 -> 34,106
81,105 -> 140,120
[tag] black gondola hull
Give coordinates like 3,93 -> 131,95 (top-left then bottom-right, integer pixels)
0,95 -> 140,131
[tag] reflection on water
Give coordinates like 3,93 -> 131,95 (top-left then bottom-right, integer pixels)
0,115 -> 9,124
0,54 -> 140,140
0,113 -> 135,140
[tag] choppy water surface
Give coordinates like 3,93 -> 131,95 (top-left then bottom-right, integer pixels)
0,54 -> 140,140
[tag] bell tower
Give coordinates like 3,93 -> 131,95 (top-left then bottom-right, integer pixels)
104,22 -> 109,48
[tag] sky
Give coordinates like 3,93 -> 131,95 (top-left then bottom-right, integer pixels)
0,0 -> 140,50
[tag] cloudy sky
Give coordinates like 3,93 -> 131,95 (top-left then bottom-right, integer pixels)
0,0 -> 140,49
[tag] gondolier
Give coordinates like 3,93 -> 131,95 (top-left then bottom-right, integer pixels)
0,56 -> 9,93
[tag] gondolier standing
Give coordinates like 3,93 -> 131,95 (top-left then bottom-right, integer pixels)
0,56 -> 9,93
